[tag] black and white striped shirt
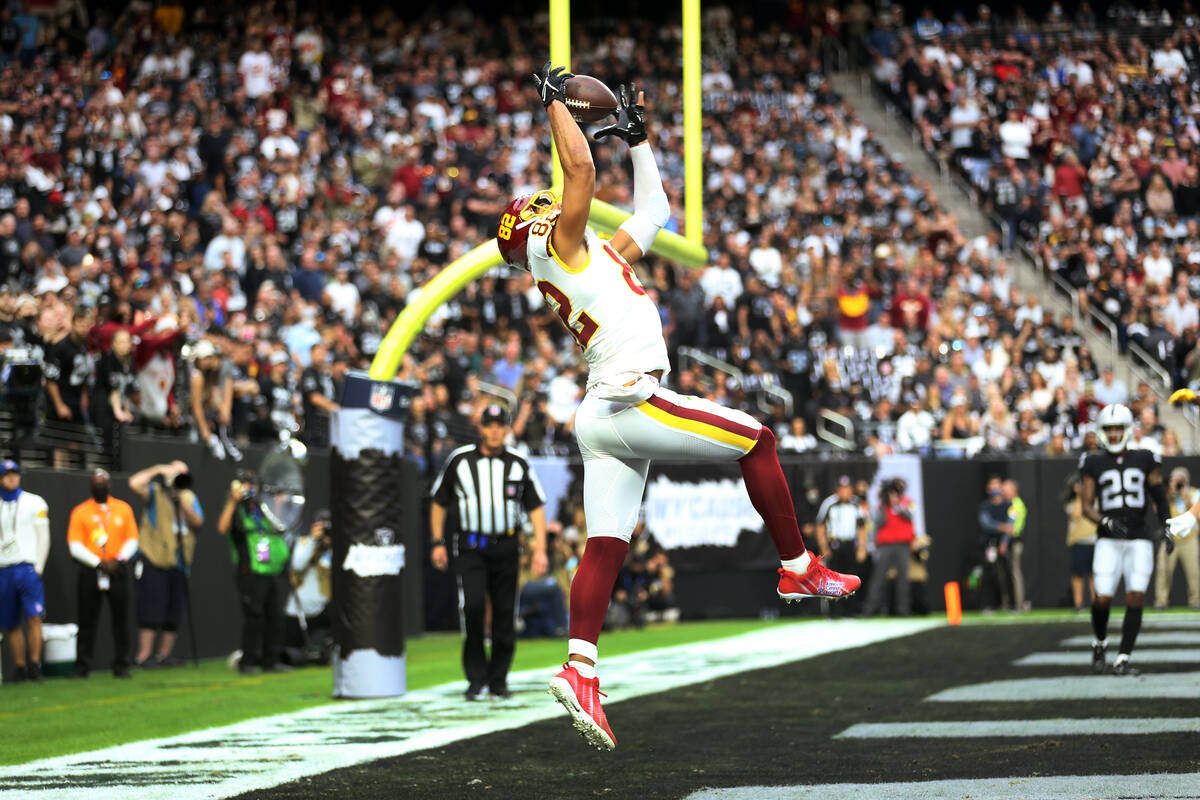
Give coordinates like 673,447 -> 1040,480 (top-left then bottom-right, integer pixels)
816,495 -> 867,543
431,445 -> 545,538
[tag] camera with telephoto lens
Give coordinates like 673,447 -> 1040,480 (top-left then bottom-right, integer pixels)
235,469 -> 258,502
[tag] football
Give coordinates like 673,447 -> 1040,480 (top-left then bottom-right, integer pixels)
564,75 -> 618,124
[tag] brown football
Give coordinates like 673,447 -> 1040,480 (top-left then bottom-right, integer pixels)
564,75 -> 618,124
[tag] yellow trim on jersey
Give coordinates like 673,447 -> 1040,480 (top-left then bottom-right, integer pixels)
635,401 -> 757,452
546,233 -> 590,274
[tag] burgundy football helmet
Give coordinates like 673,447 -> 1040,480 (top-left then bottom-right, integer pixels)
496,189 -> 558,269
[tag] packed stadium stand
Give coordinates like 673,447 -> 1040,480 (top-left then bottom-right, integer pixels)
3,1 -> 1184,476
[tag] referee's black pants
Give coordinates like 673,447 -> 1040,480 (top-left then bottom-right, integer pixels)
826,540 -> 866,618
456,535 -> 519,693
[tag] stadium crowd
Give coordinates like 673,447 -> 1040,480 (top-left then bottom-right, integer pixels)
0,0 -> 1183,482
867,1 -> 1200,408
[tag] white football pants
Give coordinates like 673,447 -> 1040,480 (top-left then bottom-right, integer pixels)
1093,537 -> 1154,597
574,384 -> 762,541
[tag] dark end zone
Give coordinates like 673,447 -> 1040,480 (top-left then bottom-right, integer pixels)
236,622 -> 1200,800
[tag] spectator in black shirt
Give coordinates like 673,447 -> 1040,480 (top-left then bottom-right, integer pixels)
300,342 -> 339,448
44,307 -> 94,426
252,350 -> 298,441
94,328 -> 136,454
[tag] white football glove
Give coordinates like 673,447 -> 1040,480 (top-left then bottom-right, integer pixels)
1167,511 -> 1198,540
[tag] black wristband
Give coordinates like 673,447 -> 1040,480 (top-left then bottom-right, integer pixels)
431,539 -> 446,548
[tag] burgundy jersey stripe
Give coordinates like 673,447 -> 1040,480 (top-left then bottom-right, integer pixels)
645,394 -> 761,441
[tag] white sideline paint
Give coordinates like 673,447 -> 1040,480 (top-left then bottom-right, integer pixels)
1016,648 -> 1200,666
1143,614 -> 1200,628
0,619 -> 939,800
835,717 -> 1200,738
927,672 -> 1200,702
1061,631 -> 1200,646
682,772 -> 1200,800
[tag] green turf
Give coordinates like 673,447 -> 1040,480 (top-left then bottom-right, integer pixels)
0,618 -> 779,766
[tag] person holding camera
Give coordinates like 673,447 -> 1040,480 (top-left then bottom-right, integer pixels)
284,510 -> 333,663
67,469 -> 139,678
128,460 -> 204,668
217,470 -> 292,673
861,477 -> 917,617
1155,467 -> 1200,609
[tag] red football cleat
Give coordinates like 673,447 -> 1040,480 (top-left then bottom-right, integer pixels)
777,555 -> 861,603
548,663 -> 617,751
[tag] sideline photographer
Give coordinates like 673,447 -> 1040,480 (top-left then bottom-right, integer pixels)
128,460 -> 204,668
861,477 -> 917,617
284,509 -> 333,665
218,470 -> 292,673
1156,467 -> 1200,609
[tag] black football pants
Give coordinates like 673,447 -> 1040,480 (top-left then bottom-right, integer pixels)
456,535 -> 519,692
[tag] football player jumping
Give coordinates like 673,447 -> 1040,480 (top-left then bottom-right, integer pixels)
1078,403 -> 1175,676
498,62 -> 860,750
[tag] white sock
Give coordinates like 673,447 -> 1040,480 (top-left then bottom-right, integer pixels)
781,552 -> 812,574
1093,639 -> 1107,648
569,659 -> 596,680
1114,653 -> 1128,664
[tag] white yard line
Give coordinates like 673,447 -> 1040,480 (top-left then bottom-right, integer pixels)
683,772 -> 1200,800
926,672 -> 1200,702
1060,631 -> 1200,646
0,619 -> 939,800
835,717 -> 1200,738
1016,648 -> 1200,666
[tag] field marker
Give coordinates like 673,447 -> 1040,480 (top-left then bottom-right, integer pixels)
1060,631 -> 1200,647
683,772 -> 1200,800
926,672 -> 1200,702
1015,648 -> 1200,666
835,717 -> 1200,738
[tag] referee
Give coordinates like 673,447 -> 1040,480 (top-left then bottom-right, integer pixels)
815,475 -> 868,617
430,405 -> 548,700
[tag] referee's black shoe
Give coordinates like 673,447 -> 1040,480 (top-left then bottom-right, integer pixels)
490,684 -> 511,700
464,682 -> 485,701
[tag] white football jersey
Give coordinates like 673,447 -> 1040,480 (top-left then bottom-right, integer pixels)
528,220 -> 670,390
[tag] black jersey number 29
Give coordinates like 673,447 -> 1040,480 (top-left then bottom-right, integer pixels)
1098,468 -> 1145,511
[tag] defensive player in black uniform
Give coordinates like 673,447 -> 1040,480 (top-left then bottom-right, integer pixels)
1078,403 -> 1172,676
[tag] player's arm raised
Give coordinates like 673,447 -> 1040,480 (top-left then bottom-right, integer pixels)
598,84 -> 671,264
533,61 -> 594,270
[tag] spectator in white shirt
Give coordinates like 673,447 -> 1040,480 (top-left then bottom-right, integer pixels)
778,417 -> 818,453
948,94 -> 980,153
1014,294 -> 1042,328
1093,367 -> 1129,407
896,398 -> 936,452
1164,285 -> 1200,334
238,39 -> 275,100
322,266 -> 361,326
203,217 -> 247,275
700,252 -> 744,309
1152,39 -> 1189,80
748,231 -> 783,288
998,108 -> 1033,161
1142,241 -> 1174,288
384,206 -> 426,265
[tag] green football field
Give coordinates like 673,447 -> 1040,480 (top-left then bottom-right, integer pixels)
0,619 -> 782,766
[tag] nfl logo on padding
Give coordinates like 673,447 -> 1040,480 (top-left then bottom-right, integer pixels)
369,382 -> 395,413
